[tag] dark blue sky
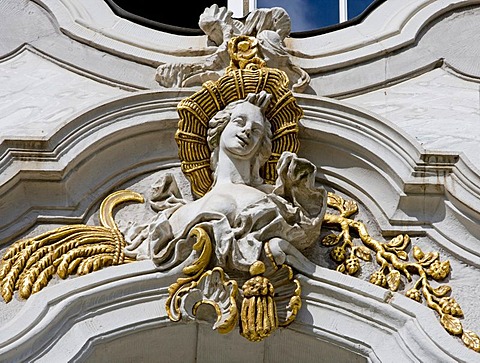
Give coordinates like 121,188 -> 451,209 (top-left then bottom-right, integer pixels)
257,0 -> 375,32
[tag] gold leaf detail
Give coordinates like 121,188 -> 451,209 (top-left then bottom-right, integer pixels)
419,251 -> 439,267
241,273 -> 277,342
412,246 -> 424,261
176,66 -> 302,197
386,270 -> 401,291
396,250 -> 408,261
427,260 -> 450,280
462,330 -> 480,352
330,246 -> 347,263
431,284 -> 451,298
354,246 -> 372,261
327,192 -> 344,210
345,255 -> 360,275
388,235 -> 404,248
0,190 -> 144,303
439,297 -> 463,317
405,288 -> 422,302
343,200 -> 358,217
336,264 -> 346,273
440,314 -> 463,335
182,227 -> 213,276
166,226 -> 213,322
322,234 -> 340,246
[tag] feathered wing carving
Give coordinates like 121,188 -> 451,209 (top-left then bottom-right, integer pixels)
0,190 -> 144,302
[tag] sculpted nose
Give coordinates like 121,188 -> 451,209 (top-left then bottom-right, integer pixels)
242,126 -> 251,137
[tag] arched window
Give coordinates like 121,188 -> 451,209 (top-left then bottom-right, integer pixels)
256,0 -> 379,32
105,0 -> 381,36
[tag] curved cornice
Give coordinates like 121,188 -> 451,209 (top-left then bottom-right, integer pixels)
0,88 -> 192,241
296,95 -> 480,267
1,89 -> 480,273
32,0 -> 480,72
0,261 -> 476,362
287,0 -> 480,70
32,0 -> 211,67
1,91 -> 480,267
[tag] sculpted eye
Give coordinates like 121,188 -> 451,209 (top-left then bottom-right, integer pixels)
232,117 -> 245,126
252,126 -> 263,134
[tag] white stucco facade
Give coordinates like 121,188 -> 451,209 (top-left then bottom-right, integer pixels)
0,1 -> 479,362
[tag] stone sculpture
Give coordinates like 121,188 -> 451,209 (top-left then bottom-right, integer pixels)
122,56 -> 325,339
122,92 -> 326,274
120,90 -> 326,340
155,4 -> 310,92
1,3 -> 479,351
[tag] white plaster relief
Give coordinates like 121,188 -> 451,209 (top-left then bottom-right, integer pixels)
0,1 -> 478,361
0,259 -> 477,362
1,89 -> 479,270
0,47 -> 130,141
287,0 -> 480,71
33,0 -> 480,74
298,98 -> 480,269
307,3 -> 480,97
0,90 -> 189,242
29,0 -> 480,100
344,69 -> 480,172
32,0 -> 210,66
1,144 -> 479,361
0,98 -> 480,362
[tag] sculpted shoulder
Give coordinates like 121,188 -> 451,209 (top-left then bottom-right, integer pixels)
168,183 -> 266,234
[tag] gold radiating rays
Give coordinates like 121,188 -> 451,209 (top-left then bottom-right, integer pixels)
176,66 -> 302,198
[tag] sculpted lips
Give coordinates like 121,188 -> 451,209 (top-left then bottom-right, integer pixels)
236,134 -> 248,146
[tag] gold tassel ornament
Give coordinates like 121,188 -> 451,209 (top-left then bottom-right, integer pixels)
240,261 -> 278,342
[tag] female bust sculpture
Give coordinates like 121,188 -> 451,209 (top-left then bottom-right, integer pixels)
123,91 -> 327,275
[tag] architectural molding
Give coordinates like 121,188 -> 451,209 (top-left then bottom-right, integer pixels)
1,90 -> 479,269
287,0 -> 480,69
297,96 -> 480,267
32,0 -> 211,66
1,2 -> 479,360
0,261 -> 477,362
0,87 -> 189,241
31,0 -> 480,88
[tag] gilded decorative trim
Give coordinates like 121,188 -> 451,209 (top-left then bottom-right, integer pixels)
0,190 -> 144,303
323,192 -> 480,353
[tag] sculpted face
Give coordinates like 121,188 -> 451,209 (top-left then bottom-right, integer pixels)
219,102 -> 266,159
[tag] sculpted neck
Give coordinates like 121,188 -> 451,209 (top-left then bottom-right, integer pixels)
215,149 -> 253,185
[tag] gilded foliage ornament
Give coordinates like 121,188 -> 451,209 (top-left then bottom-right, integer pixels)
0,30 -> 478,354
321,192 -> 480,353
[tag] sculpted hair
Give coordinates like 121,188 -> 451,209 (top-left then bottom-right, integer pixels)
207,91 -> 273,185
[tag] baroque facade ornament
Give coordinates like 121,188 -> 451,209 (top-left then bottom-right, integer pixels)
155,4 -> 311,92
1,5 -> 480,353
